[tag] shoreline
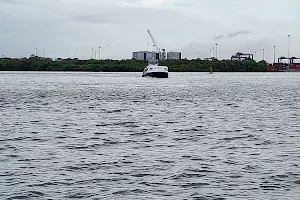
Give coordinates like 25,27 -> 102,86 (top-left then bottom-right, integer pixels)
0,57 -> 268,72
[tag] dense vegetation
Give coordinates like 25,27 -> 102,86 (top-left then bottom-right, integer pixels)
161,59 -> 268,72
0,57 -> 268,72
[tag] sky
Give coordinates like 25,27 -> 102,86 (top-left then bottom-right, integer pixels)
0,0 -> 299,62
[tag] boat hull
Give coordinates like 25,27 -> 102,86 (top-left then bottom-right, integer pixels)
142,72 -> 168,78
142,64 -> 168,78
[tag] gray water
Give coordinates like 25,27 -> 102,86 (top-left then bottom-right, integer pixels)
1,72 -> 300,200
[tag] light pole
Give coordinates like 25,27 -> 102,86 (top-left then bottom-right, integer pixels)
288,34 -> 291,69
254,52 -> 257,61
98,45 -> 110,60
99,46 -> 101,60
35,47 -> 38,57
210,49 -> 212,58
215,43 -> 218,59
273,46 -> 276,64
107,44 -> 110,59
262,49 -> 265,61
92,49 -> 94,59
212,47 -> 215,58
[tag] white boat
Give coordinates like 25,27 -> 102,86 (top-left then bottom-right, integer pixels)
142,30 -> 168,78
142,60 -> 168,78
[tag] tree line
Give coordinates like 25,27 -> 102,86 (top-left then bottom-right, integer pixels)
0,57 -> 268,72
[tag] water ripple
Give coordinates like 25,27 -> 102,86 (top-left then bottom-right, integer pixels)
1,72 -> 300,199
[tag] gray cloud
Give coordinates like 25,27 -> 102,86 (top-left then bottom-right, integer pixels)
71,15 -> 122,24
212,31 -> 251,40
0,0 -> 21,4
173,3 -> 192,7
212,35 -> 225,40
227,31 -> 250,38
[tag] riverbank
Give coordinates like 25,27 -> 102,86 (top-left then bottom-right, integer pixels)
0,57 -> 268,72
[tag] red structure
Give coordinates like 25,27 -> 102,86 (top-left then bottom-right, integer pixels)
268,57 -> 300,72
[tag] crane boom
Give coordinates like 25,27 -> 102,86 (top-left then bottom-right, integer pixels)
147,30 -> 160,53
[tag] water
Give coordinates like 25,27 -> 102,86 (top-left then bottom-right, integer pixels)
1,72 -> 300,200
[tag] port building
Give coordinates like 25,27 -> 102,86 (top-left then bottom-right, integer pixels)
133,50 -> 181,61
133,30 -> 181,61
132,51 -> 159,61
167,52 -> 181,60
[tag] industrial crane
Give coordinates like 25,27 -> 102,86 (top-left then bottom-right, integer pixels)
147,30 -> 160,53
231,52 -> 253,60
147,30 -> 166,60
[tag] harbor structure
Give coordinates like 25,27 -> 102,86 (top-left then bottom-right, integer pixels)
268,56 -> 300,72
132,51 -> 159,61
231,52 -> 254,60
167,52 -> 181,60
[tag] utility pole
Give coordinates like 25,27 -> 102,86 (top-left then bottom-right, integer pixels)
288,34 -> 291,69
215,43 -> 218,59
273,46 -> 276,64
92,49 -> 94,59
254,52 -> 257,61
263,49 -> 265,61
35,47 -> 38,57
99,46 -> 101,60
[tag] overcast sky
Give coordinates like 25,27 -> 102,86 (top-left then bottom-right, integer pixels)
0,0 -> 299,62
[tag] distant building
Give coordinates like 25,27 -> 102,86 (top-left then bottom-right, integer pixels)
132,51 -> 159,61
167,52 -> 182,60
